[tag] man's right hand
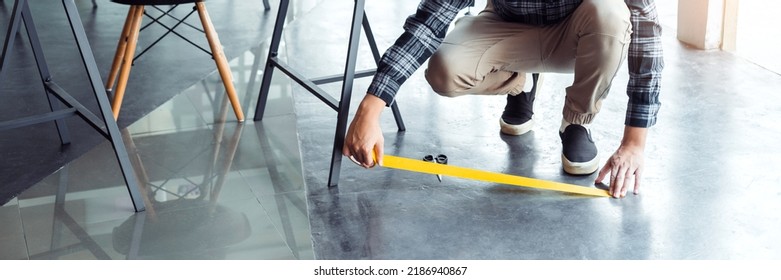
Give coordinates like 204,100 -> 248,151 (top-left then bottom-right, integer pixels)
342,94 -> 386,168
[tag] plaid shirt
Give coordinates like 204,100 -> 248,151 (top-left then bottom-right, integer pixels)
367,0 -> 664,128
492,0 -> 583,25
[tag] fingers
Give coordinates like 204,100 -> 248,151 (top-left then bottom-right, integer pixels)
348,155 -> 361,166
358,148 -> 374,168
343,140 -> 374,168
633,169 -> 642,195
359,136 -> 384,168
343,137 -> 382,169
610,164 -> 641,198
610,163 -> 625,198
342,142 -> 351,157
621,174 -> 632,197
599,145 -> 645,198
595,160 -> 612,184
374,142 -> 384,166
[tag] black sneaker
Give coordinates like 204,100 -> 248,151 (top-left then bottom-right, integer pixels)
500,92 -> 534,135
500,73 -> 538,135
559,124 -> 599,175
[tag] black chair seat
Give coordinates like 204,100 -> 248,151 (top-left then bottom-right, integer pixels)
111,0 -> 203,5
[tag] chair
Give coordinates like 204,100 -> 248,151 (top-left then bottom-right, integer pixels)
105,0 -> 245,121
253,0 -> 407,188
92,0 -> 270,10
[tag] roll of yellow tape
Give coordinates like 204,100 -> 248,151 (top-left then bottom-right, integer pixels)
380,155 -> 609,197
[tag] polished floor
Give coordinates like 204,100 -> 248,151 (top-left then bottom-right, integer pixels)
3,0 -> 781,260
1,0 -> 312,260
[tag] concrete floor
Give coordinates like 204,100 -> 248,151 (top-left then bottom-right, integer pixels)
291,0 -> 781,259
2,0 -> 781,260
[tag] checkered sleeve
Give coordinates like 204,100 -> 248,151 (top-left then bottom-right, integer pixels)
624,0 -> 664,127
367,0 -> 473,106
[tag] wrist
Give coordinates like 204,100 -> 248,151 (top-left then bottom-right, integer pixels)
621,126 -> 648,150
356,94 -> 386,120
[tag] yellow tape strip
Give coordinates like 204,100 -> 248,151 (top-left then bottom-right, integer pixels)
381,155 -> 609,197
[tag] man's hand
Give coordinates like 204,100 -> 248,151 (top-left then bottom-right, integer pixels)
342,94 -> 386,168
595,126 -> 648,198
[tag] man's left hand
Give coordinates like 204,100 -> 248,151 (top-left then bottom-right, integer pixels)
595,126 -> 648,198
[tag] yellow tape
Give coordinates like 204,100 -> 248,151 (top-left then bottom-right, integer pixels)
380,155 -> 609,197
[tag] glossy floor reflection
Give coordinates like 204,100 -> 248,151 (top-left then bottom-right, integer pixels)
4,0 -> 781,260
0,0 -> 277,202
0,38 -> 313,259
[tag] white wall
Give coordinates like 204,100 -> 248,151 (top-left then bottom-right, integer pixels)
677,0 -> 727,49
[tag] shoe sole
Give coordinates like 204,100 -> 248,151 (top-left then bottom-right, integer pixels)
561,154 -> 599,175
500,118 -> 534,136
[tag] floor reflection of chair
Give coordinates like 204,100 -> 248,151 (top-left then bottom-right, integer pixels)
113,92 -> 248,259
31,91 -> 247,259
236,41 -> 311,257
111,196 -> 251,259
29,166 -> 113,260
133,91 -> 241,204
242,43 -> 266,108
256,122 -> 309,259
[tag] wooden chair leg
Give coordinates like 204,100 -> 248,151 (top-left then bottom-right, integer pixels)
112,5 -> 144,120
106,6 -> 137,93
195,2 -> 245,122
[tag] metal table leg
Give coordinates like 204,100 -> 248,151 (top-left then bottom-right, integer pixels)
0,0 -> 146,212
252,0 -> 406,188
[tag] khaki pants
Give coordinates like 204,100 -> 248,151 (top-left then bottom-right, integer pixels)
425,0 -> 631,124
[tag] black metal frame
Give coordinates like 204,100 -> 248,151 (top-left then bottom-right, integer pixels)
253,0 -> 406,187
0,0 -> 145,212
133,5 -> 211,60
